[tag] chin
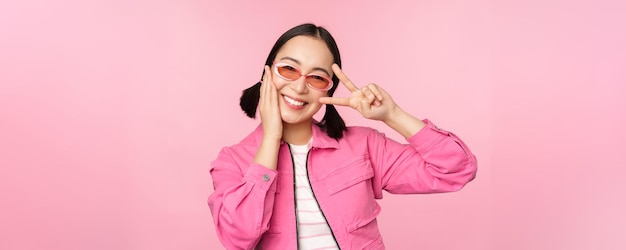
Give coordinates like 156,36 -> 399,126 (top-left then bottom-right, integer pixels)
280,117 -> 306,125
280,113 -> 312,125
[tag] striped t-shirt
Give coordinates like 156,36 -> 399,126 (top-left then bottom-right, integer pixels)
290,142 -> 339,250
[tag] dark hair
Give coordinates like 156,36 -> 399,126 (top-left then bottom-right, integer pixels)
239,23 -> 347,139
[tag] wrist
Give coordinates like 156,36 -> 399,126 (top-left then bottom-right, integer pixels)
260,136 -> 281,148
382,105 -> 403,125
383,106 -> 426,138
254,137 -> 281,170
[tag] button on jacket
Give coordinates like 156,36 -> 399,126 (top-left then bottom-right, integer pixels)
208,119 -> 477,249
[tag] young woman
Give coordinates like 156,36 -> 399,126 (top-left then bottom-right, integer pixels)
208,23 -> 477,250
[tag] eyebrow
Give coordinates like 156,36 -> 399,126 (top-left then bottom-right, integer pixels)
279,57 -> 332,77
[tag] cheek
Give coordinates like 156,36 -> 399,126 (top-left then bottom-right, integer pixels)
310,98 -> 325,111
271,71 -> 288,88
272,78 -> 289,90
315,92 -> 329,102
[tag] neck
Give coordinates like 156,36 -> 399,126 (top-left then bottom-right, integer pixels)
282,120 -> 313,145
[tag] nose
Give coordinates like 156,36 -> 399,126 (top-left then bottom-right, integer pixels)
291,76 -> 308,93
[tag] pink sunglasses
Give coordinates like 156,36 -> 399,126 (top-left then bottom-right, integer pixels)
272,62 -> 334,91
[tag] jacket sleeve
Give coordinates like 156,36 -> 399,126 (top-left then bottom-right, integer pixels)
207,147 -> 278,250
370,119 -> 477,198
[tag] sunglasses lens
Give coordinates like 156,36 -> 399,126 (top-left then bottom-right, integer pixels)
274,63 -> 332,90
307,75 -> 331,90
276,65 -> 300,80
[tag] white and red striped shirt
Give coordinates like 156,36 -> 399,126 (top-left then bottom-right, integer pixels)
290,142 -> 339,250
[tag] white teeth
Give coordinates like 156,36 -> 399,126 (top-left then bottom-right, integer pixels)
284,95 -> 305,106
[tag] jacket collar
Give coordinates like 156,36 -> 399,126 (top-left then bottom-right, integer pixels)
247,121 -> 340,149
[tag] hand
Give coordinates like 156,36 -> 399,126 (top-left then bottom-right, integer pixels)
259,65 -> 282,141
319,64 -> 398,121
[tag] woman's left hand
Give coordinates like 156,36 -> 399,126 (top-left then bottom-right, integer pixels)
319,64 -> 398,121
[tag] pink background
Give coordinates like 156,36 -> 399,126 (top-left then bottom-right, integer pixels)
1,0 -> 625,249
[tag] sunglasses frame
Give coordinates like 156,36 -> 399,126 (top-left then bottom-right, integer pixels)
272,62 -> 334,91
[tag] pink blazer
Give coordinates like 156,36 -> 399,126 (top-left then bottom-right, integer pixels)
208,120 -> 477,249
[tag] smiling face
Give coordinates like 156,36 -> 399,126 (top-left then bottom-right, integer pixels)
272,35 -> 334,126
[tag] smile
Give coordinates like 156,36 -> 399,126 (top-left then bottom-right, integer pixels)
283,95 -> 307,106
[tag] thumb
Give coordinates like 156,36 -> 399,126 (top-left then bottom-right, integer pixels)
359,98 -> 373,117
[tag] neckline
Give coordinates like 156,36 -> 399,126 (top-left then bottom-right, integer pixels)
288,137 -> 313,153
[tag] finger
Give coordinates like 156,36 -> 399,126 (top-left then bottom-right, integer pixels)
259,67 -> 268,107
265,66 -> 275,92
359,98 -> 373,117
361,87 -> 382,106
331,64 -> 359,92
260,67 -> 267,93
261,66 -> 274,106
265,65 -> 275,87
360,87 -> 377,104
264,66 -> 273,88
319,96 -> 351,106
366,83 -> 384,101
265,66 -> 279,105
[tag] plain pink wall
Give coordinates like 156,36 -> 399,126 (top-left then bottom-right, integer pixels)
1,0 -> 624,249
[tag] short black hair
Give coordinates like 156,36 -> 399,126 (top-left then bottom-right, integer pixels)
239,23 -> 347,139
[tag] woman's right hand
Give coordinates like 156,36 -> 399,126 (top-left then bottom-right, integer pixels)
259,65 -> 283,142
254,66 -> 282,169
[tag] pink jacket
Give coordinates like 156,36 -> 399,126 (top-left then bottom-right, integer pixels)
208,120 -> 477,249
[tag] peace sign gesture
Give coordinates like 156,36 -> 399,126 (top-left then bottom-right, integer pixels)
319,64 -> 399,122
